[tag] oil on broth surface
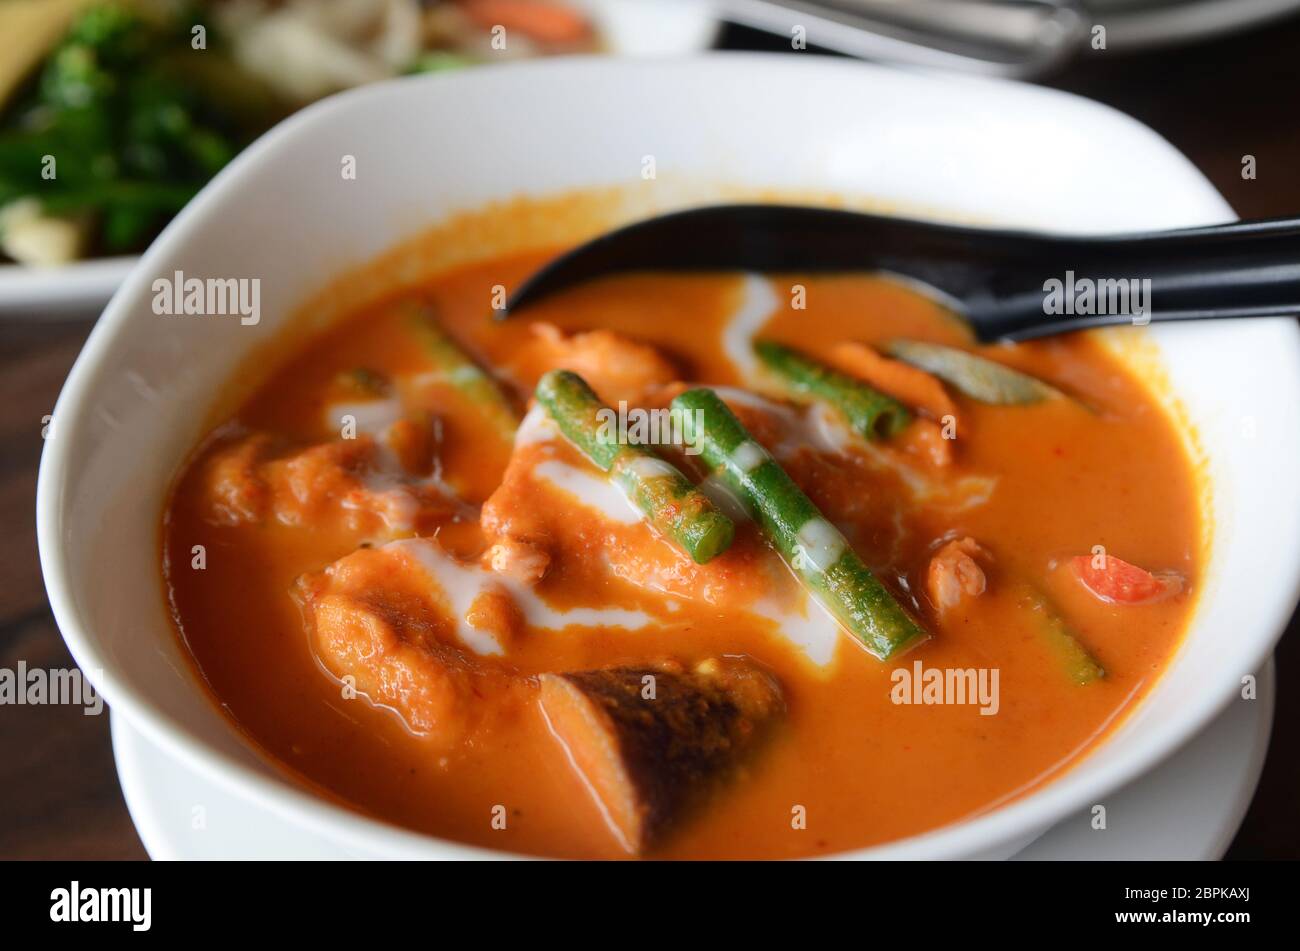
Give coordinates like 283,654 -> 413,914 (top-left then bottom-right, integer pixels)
164,249 -> 1200,859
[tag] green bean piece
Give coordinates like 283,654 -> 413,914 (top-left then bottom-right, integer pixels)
754,339 -> 911,439
535,370 -> 735,565
1016,584 -> 1105,685
407,303 -> 519,441
671,387 -> 927,660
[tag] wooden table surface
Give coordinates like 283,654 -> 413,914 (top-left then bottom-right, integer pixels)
2,15 -> 1297,861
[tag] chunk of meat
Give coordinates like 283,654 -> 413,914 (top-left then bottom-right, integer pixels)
539,657 -> 784,854
828,341 -> 957,420
524,323 -> 678,405
1071,554 -> 1183,605
200,429 -> 456,534
204,431 -> 278,524
479,440 -> 556,588
297,546 -> 524,747
927,537 -> 988,612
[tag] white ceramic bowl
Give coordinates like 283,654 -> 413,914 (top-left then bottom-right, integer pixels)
38,54 -> 1300,859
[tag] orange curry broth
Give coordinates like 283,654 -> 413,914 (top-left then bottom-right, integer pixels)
163,252 -> 1201,859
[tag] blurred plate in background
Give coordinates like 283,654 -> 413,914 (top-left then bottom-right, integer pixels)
0,0 -> 719,317
0,255 -> 136,316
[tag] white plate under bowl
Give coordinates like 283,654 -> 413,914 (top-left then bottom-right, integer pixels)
39,54 -> 1300,859
0,0 -> 719,316
111,660 -> 1275,860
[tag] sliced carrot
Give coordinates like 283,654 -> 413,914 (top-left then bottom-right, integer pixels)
828,341 -> 957,420
458,0 -> 591,45
1071,554 -> 1182,605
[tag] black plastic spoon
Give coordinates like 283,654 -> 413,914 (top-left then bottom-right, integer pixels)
502,205 -> 1300,343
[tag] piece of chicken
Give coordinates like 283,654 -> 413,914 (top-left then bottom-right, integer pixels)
522,323 -> 679,405
200,424 -> 454,534
927,537 -> 989,613
296,543 -> 525,747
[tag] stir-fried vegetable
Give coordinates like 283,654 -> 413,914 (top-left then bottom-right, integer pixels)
536,370 -> 735,565
0,1 -> 601,265
671,387 -> 927,659
1017,584 -> 1104,685
407,303 -> 520,441
887,340 -> 1061,405
0,2 -> 278,260
754,339 -> 911,439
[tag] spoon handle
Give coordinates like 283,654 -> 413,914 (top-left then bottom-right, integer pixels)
969,216 -> 1300,341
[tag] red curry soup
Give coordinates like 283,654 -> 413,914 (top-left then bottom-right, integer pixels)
164,242 -> 1201,859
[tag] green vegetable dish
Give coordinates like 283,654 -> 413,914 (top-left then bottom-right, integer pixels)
0,0 -> 600,266
0,3 -> 274,263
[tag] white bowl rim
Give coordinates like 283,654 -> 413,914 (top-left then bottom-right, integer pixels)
37,52 -> 1300,860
